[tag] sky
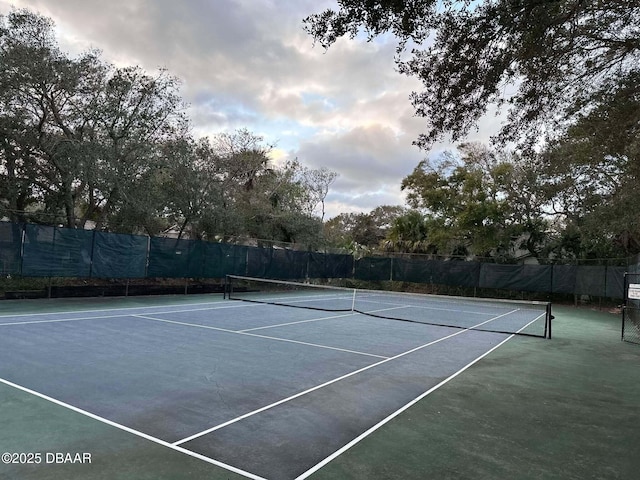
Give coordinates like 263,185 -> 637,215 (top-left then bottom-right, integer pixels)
0,0 -> 501,219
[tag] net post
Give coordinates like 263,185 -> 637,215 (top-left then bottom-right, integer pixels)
545,302 -> 552,339
351,288 -> 357,313
224,275 -> 229,300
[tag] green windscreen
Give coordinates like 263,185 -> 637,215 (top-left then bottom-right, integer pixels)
147,237 -> 205,278
92,232 -> 148,278
22,224 -> 93,277
0,222 -> 22,275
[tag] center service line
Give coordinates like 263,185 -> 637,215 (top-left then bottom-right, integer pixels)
133,314 -> 389,359
173,309 -> 518,446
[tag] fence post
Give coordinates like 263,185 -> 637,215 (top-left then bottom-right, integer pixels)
89,230 -> 98,279
145,236 -> 151,278
622,272 -> 628,341
19,224 -> 26,276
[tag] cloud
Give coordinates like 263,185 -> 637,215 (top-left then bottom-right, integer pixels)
296,119 -> 424,217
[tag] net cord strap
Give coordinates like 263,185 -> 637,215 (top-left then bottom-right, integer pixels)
226,275 -> 551,306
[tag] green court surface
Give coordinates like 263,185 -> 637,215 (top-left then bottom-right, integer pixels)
1,299 -> 638,480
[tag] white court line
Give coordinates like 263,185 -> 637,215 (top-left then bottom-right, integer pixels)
294,330 -> 521,480
229,292 -> 355,306
0,301 -> 274,327
133,314 -> 389,360
0,299 -> 232,318
238,311 -> 358,332
240,332 -> 388,360
0,377 -> 266,480
133,314 -> 239,334
355,297 -> 500,316
0,314 -> 131,327
0,300 -> 272,325
237,305 -> 410,332
0,305 -> 262,327
172,308 -> 519,446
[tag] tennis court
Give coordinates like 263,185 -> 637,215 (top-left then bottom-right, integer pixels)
0,279 -> 553,479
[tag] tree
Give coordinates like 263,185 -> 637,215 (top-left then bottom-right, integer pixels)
203,129 -> 290,241
181,130 -> 329,245
323,205 -> 406,250
304,1 -> 640,148
383,210 -> 436,254
0,9 -> 106,226
300,166 -> 338,221
0,9 -> 186,230
239,157 -> 325,245
538,72 -> 640,257
401,143 -> 548,258
153,136 -> 220,239
323,212 -> 361,248
89,66 -> 187,230
368,205 -> 407,232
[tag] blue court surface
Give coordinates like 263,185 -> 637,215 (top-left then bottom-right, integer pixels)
0,294 -> 545,479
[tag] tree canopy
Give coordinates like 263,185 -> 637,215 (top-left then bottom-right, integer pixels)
400,143 -> 548,258
323,205 -> 406,253
304,1 -> 640,148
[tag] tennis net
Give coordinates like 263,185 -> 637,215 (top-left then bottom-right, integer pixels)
225,275 -> 552,339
